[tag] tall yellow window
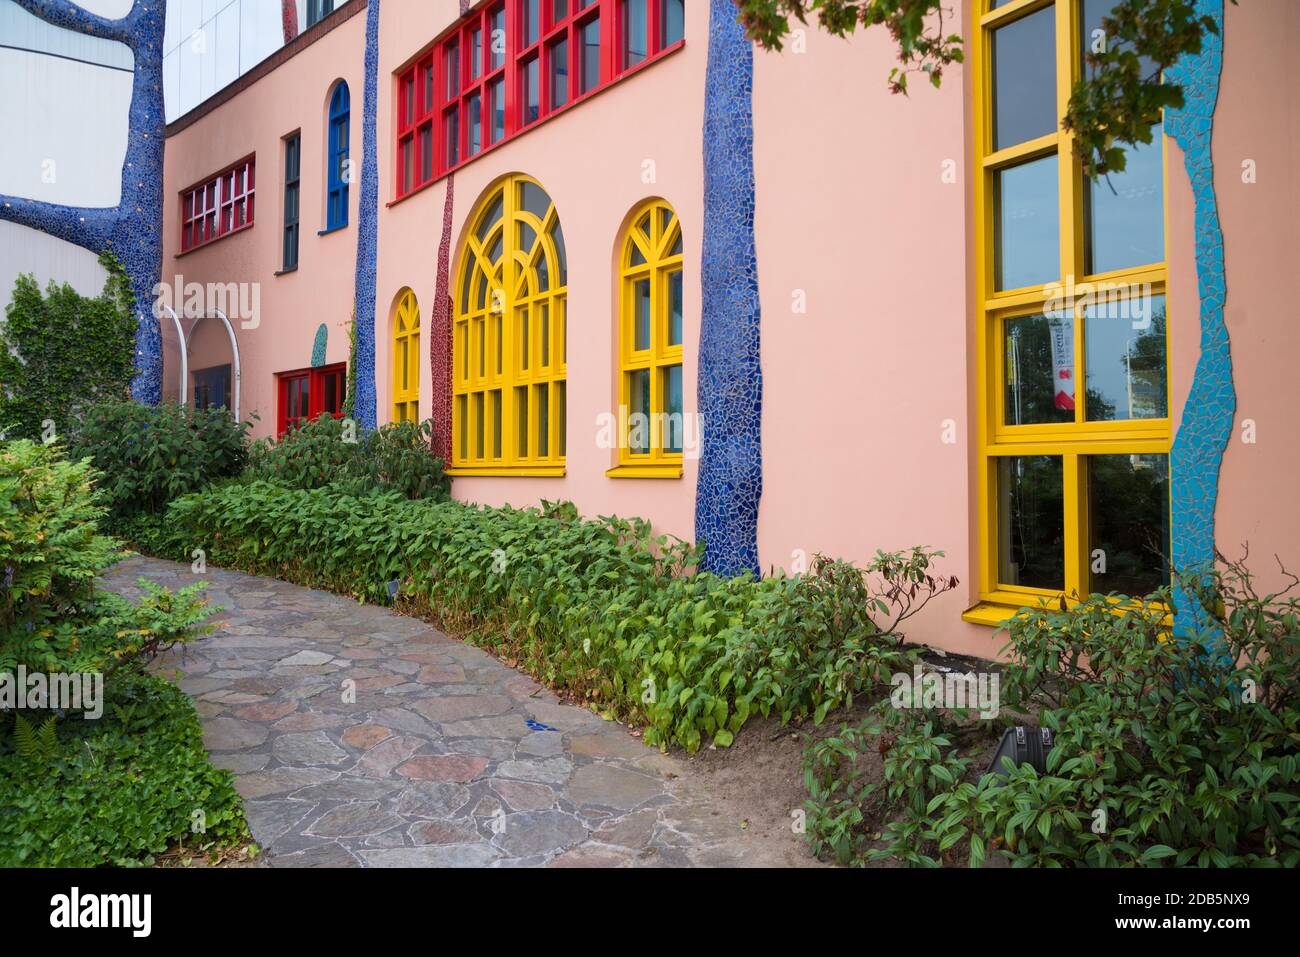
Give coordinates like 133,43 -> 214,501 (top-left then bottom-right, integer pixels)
608,199 -> 684,478
968,0 -> 1171,624
451,174 -> 567,475
392,289 -> 420,422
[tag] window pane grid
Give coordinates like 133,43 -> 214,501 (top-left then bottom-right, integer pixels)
181,157 -> 255,253
975,0 -> 1170,605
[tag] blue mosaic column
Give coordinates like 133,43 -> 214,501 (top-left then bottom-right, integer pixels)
0,0 -> 166,404
1165,0 -> 1232,638
695,0 -> 763,577
350,0 -> 381,430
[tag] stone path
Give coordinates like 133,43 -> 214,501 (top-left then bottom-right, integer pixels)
103,556 -> 789,868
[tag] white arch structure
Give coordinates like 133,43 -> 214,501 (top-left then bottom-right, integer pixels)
163,306 -> 242,421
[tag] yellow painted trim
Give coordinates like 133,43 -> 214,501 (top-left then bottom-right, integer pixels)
605,463 -> 683,479
971,0 -> 1172,611
452,174 -> 567,472
391,289 -> 420,423
614,198 -> 686,470
446,466 -> 566,477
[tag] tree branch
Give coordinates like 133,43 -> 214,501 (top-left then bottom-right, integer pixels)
9,0 -> 136,44
0,194 -> 114,254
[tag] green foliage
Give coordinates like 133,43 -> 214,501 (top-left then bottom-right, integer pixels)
344,306 -> 358,420
801,555 -> 1300,867
248,414 -> 449,501
0,672 -> 249,866
0,252 -> 136,442
731,0 -> 1229,177
12,714 -> 59,763
164,481 -> 949,751
0,438 -> 217,676
65,399 -> 251,525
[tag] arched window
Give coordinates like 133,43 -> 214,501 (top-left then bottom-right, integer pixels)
613,198 -> 683,475
453,174 -> 567,474
392,289 -> 420,422
326,81 -> 350,231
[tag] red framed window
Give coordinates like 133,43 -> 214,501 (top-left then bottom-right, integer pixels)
394,0 -> 684,199
276,363 -> 347,437
181,156 -> 256,253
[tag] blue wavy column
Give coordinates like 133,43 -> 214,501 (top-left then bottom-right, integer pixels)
1165,0 -> 1232,637
351,0 -> 381,430
0,0 -> 166,404
695,0 -> 762,577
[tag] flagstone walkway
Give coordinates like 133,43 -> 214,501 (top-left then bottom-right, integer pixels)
104,556 -> 803,868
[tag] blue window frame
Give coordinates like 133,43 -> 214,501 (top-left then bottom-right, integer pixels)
326,82 -> 350,231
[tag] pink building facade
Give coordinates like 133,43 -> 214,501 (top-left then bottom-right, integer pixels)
159,0 -> 1297,658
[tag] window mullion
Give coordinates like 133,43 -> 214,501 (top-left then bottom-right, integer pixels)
1055,0 -> 1082,285
1064,451 -> 1087,600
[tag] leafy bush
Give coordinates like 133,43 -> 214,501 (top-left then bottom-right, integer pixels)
0,671 -> 249,866
802,555 -> 1300,867
0,252 -> 136,442
0,440 -> 215,675
64,399 -> 250,526
248,414 -> 448,500
164,482 -> 949,751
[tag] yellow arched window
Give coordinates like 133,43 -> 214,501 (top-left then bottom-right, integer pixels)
610,199 -> 683,477
452,174 -> 567,475
392,289 -> 420,422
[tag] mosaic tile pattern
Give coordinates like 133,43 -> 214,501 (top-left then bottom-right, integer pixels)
695,0 -> 762,577
1165,0 -> 1232,637
281,0 -> 299,43
430,175 -> 456,462
311,323 -> 328,367
350,0 -> 381,430
0,0 -> 166,404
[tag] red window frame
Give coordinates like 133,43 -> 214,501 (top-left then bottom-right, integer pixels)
180,156 -> 256,253
276,363 -> 347,437
393,0 -> 683,199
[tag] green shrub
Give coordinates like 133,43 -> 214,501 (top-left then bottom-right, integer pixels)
164,481 -> 949,751
802,555 -> 1300,867
248,415 -> 448,500
64,399 -> 250,526
0,439 -> 215,676
0,671 -> 249,866
0,252 -> 136,442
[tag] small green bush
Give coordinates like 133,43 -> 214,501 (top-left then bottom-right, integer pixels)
164,481 -> 949,751
248,414 -> 448,501
0,439 -> 214,675
64,399 -> 250,526
0,671 -> 249,866
802,555 -> 1300,867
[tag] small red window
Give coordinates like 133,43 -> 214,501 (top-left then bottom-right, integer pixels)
277,363 -> 347,437
181,156 -> 256,253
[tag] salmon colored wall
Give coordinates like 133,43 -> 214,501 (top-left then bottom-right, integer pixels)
161,12 -> 366,430
159,0 -> 1291,659
1169,0 -> 1300,596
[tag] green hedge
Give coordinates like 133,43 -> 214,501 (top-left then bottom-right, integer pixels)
163,482 -> 951,751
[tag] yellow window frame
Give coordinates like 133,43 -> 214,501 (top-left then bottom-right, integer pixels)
607,199 -> 685,479
450,173 -> 567,476
392,288 -> 420,423
967,0 -> 1172,624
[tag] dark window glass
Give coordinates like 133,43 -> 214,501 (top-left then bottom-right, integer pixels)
995,154 -> 1060,291
1088,454 -> 1170,597
445,106 -> 460,166
283,133 -> 300,270
662,0 -> 684,47
467,91 -> 482,155
1085,122 -> 1164,274
998,455 -> 1065,590
580,16 -> 600,93
622,0 -> 647,68
419,122 -> 433,182
1004,312 -> 1075,425
489,78 -> 505,142
523,56 -> 539,124
446,41 -> 460,96
991,6 -> 1056,150
524,0 -> 539,45
553,0 -> 569,21
1084,293 -> 1167,421
490,7 -> 506,69
663,365 -> 683,452
471,27 -> 483,79
549,38 -> 569,108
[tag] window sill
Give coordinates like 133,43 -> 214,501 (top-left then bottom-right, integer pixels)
317,223 -> 348,236
961,602 -> 1020,628
445,466 -> 566,478
274,265 -> 298,277
963,594 -> 1173,628
605,463 -> 682,479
